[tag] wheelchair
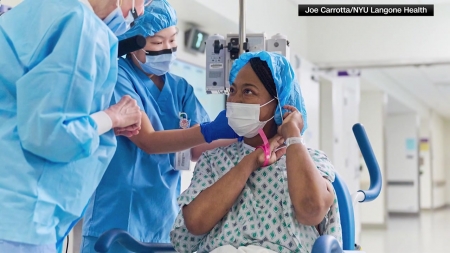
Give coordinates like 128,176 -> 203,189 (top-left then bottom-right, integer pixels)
94,123 -> 382,253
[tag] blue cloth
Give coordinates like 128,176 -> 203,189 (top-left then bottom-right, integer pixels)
118,0 -> 177,40
229,51 -> 308,134
0,0 -> 118,245
82,57 -> 209,247
103,6 -> 129,36
0,240 -> 57,253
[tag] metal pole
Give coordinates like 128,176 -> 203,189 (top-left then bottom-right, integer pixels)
239,0 -> 246,55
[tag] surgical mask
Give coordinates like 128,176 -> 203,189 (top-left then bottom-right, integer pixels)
226,99 -> 276,138
125,9 -> 137,30
133,47 -> 177,76
104,0 -> 136,36
125,0 -> 138,30
103,7 -> 128,36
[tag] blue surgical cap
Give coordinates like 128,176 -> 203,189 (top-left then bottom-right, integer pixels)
118,0 -> 177,40
229,51 -> 308,134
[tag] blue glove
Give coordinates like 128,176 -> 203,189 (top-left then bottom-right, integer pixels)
200,109 -> 242,143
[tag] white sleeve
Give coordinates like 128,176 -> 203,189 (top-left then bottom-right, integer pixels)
90,111 -> 113,135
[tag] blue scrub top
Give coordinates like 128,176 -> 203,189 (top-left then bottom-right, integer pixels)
82,57 -> 210,243
0,0 -> 118,245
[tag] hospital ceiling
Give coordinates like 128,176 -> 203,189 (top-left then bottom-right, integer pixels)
380,65 -> 450,118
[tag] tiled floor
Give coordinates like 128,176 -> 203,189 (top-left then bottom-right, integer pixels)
359,208 -> 450,253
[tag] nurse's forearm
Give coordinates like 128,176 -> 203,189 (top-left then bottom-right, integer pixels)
133,126 -> 207,154
130,114 -> 209,154
182,153 -> 260,235
285,130 -> 334,226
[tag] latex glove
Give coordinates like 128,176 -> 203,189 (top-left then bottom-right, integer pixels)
200,109 -> 242,143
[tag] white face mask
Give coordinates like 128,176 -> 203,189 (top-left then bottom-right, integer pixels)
125,0 -> 137,30
226,99 -> 275,138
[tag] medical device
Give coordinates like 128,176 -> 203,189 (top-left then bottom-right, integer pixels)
117,35 -> 146,57
204,0 -> 290,94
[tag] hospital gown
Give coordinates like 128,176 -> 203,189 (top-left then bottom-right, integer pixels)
171,142 -> 342,253
0,0 -> 118,246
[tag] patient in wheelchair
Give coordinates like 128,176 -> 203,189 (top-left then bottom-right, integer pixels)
170,51 -> 342,253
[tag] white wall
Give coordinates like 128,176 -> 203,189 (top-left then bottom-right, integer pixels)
320,73 -> 362,241
319,77 -> 334,161
385,112 -> 420,213
359,88 -> 387,226
418,112 -> 450,209
361,70 -> 430,119
298,58 -> 320,150
419,117 -> 432,209
430,112 -> 447,208
1,0 -> 21,6
445,120 -> 450,205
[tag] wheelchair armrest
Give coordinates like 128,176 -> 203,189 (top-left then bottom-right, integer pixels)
94,228 -> 177,253
311,235 -> 344,253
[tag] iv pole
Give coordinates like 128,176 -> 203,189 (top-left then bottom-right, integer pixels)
239,0 -> 246,55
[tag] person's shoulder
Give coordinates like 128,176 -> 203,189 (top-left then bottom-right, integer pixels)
307,148 -> 331,161
202,142 -> 239,159
50,1 -> 96,22
10,1 -> 93,26
58,1 -> 113,38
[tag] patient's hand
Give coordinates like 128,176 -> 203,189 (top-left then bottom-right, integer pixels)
247,134 -> 286,169
278,105 -> 304,139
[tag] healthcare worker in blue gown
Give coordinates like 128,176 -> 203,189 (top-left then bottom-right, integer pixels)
81,1 -> 238,252
0,0 -> 156,252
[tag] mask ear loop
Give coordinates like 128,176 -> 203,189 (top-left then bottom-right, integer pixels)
256,129 -> 271,167
132,52 -> 145,64
274,96 -> 283,124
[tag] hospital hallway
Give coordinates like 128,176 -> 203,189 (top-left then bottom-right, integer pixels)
360,208 -> 450,253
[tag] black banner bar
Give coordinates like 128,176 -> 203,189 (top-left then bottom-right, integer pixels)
298,4 -> 434,16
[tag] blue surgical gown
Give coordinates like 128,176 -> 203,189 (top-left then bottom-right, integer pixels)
0,0 -> 118,245
82,57 -> 210,243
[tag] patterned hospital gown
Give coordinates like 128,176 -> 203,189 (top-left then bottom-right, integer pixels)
170,141 -> 342,253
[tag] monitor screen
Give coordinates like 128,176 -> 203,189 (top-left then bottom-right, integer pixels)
185,28 -> 208,53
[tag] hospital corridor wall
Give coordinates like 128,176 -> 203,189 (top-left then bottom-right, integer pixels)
385,112 -> 420,213
319,73 -> 363,242
359,89 -> 388,228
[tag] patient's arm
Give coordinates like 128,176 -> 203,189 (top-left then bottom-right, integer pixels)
182,151 -> 260,235
278,106 -> 334,226
182,135 -> 285,236
285,128 -> 334,226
